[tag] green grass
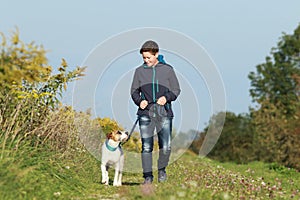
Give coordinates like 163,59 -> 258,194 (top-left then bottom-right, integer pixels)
1,145 -> 299,200
119,152 -> 300,200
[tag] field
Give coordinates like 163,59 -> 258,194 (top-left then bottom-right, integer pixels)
1,144 -> 299,200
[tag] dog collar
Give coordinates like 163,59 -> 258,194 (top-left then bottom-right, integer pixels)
105,140 -> 118,151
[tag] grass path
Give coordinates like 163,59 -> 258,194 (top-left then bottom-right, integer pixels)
83,152 -> 300,200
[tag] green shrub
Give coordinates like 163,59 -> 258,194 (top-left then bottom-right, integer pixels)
0,29 -> 85,154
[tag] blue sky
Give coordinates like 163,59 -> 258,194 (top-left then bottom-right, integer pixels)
1,0 -> 300,132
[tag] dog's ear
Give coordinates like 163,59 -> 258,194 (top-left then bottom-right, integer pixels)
107,132 -> 112,139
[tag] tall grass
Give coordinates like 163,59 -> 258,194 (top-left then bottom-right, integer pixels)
0,102 -> 103,199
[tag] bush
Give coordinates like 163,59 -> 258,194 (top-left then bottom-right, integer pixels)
0,29 -> 85,154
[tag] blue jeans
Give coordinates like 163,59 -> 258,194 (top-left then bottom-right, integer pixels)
139,115 -> 172,179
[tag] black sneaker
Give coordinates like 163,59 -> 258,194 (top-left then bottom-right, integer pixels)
158,170 -> 167,182
143,176 -> 153,185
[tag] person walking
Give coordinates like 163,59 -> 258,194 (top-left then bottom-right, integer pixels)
130,40 -> 181,184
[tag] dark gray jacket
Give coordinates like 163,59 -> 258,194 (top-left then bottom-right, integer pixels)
131,62 -> 181,118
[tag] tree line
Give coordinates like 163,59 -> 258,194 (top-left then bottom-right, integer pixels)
190,24 -> 300,170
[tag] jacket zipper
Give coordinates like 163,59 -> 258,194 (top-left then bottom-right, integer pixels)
152,67 -> 156,103
152,67 -> 156,117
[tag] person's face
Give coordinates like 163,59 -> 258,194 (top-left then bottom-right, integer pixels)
142,51 -> 158,67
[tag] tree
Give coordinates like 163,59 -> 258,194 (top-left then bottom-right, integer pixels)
251,100 -> 300,169
248,24 -> 300,170
248,24 -> 300,117
205,112 -> 255,163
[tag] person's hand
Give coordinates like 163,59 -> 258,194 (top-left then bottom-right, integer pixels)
140,100 -> 148,109
157,96 -> 167,106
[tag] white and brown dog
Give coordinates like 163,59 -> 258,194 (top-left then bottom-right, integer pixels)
101,130 -> 128,186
